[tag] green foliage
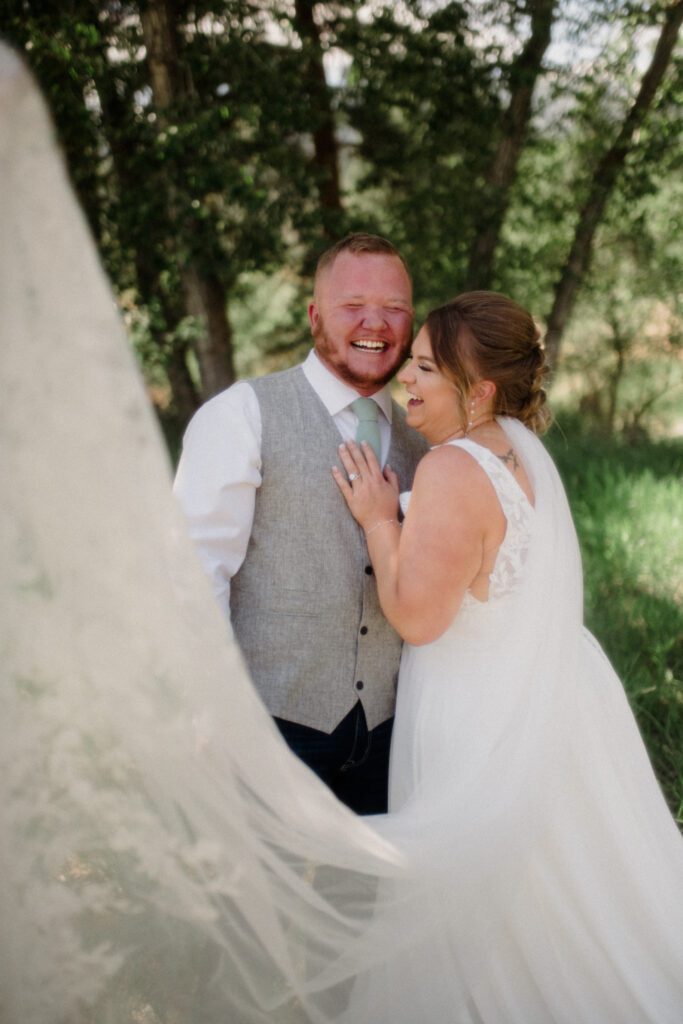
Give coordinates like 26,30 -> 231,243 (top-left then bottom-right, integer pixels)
4,0 -> 337,415
497,132 -> 584,310
229,269 -> 311,376
547,418 -> 683,821
338,1 -> 500,308
554,162 -> 683,435
6,0 -> 682,435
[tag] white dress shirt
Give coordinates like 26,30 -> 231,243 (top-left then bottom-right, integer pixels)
173,350 -> 394,618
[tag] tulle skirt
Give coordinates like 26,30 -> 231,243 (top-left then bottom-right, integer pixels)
343,608 -> 683,1022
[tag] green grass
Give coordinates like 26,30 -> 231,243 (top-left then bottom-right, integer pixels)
546,416 -> 683,824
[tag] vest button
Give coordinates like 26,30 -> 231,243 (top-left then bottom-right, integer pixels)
355,680 -> 364,691
360,625 -> 368,635
364,565 -> 373,575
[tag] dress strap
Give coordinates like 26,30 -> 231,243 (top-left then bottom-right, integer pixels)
444,438 -> 534,602
444,438 -> 532,520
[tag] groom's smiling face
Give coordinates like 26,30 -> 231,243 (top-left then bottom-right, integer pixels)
308,251 -> 413,396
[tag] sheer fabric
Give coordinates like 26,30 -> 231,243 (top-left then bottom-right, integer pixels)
2,46 -> 683,1024
0,48 -> 414,1024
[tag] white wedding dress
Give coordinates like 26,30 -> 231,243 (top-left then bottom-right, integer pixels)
342,434 -> 683,1022
2,45 -> 683,1024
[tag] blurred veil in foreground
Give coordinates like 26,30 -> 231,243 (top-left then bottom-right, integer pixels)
0,44 -> 411,1024
5,39 -> 683,1024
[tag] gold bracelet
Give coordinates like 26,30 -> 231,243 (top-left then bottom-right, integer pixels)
366,518 -> 397,537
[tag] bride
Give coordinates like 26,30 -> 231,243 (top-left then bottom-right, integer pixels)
331,294 -> 683,1021
2,45 -> 683,1023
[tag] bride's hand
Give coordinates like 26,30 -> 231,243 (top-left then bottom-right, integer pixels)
332,441 -> 399,531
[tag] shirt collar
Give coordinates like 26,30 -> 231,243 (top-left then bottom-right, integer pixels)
302,350 -> 393,423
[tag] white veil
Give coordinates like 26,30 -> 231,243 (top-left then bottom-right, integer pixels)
3,45 -> 682,1024
0,45 -> 416,1024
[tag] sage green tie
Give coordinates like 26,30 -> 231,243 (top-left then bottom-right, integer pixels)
351,397 -> 382,463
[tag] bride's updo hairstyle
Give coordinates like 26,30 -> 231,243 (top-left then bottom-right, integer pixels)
425,291 -> 551,434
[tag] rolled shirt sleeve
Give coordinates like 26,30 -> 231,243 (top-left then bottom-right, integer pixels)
173,382 -> 262,620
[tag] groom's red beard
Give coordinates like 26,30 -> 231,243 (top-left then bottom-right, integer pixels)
312,315 -> 411,391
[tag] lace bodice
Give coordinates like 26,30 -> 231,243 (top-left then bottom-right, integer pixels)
399,437 -> 535,605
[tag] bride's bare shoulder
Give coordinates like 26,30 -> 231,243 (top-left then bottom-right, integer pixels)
408,445 -> 500,525
413,443 -> 488,491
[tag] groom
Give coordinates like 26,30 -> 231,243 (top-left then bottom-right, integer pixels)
174,233 -> 427,813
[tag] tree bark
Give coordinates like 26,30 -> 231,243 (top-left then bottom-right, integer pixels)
606,326 -> 627,434
294,0 -> 343,238
182,267 -> 236,396
93,52 -> 201,424
465,0 -> 556,289
544,0 -> 683,367
141,0 -> 235,402
140,0 -> 187,112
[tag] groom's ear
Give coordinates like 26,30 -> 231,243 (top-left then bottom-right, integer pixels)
308,301 -> 319,335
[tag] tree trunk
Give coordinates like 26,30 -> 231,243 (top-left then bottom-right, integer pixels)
465,0 -> 556,289
141,0 -> 235,402
182,268 -> 236,397
166,347 -> 202,422
294,0 -> 343,238
140,0 -> 186,110
92,43 -> 201,424
544,0 -> 683,367
606,334 -> 627,433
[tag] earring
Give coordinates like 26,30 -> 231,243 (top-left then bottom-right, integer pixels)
467,399 -> 475,434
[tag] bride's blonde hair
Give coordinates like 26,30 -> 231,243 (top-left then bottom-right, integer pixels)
425,291 -> 551,434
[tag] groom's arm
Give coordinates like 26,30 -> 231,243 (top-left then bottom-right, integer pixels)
173,382 -> 262,620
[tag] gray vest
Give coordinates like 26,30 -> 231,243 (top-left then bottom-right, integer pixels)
230,366 -> 428,732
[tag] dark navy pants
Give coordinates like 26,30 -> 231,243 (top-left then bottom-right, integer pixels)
274,702 -> 393,815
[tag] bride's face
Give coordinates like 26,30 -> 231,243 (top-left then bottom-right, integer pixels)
398,328 -> 464,444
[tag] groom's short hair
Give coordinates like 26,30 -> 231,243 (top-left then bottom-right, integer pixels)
314,233 -> 411,292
